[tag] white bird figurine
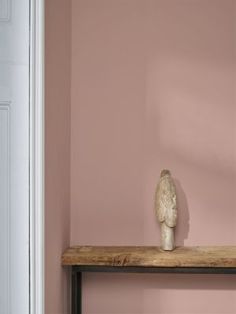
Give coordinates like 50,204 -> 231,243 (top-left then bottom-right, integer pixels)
155,169 -> 177,251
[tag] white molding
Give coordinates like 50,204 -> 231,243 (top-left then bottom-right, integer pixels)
0,101 -> 11,105
30,0 -> 44,314
0,103 -> 10,314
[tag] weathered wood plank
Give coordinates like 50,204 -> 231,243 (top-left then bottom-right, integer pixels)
61,246 -> 236,268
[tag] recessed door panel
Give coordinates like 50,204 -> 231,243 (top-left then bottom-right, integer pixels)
0,1 -> 29,313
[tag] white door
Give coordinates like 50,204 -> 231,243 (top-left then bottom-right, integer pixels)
0,0 -> 30,313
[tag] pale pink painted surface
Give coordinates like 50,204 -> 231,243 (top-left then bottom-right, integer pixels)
70,0 -> 236,313
45,0 -> 71,313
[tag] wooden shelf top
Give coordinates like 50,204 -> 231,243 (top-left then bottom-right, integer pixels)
62,246 -> 236,268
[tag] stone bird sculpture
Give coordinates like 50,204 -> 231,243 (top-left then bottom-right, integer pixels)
155,169 -> 177,251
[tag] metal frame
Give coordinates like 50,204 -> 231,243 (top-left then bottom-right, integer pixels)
71,265 -> 236,314
72,270 -> 82,314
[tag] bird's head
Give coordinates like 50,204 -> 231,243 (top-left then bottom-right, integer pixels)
160,169 -> 171,178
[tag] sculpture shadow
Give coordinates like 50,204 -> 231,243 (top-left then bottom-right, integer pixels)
174,178 -> 190,246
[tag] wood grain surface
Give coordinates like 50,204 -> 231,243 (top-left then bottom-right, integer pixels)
62,246 -> 236,268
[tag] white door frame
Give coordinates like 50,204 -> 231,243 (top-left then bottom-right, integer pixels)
30,0 -> 45,313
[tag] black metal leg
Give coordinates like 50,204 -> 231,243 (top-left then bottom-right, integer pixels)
72,268 -> 82,314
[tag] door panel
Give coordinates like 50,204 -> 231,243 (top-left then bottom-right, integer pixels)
0,0 -> 29,313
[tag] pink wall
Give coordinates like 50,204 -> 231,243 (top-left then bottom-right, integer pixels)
45,0 -> 71,313
71,1 -> 236,313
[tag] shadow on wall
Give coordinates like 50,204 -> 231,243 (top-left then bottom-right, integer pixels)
83,272 -> 236,314
174,178 -> 190,246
